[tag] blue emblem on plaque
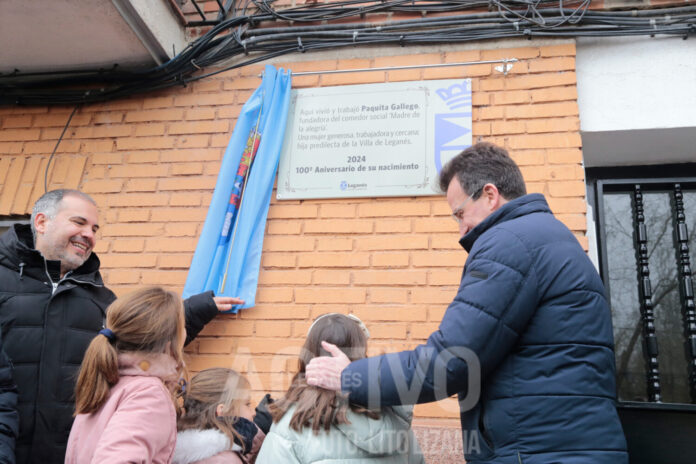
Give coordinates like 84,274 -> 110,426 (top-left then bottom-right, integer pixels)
340,181 -> 347,190
434,81 -> 472,173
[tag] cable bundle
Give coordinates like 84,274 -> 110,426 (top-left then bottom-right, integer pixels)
1,1 -> 693,105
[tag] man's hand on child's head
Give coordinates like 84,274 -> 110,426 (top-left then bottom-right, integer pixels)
305,341 -> 351,391
213,296 -> 245,312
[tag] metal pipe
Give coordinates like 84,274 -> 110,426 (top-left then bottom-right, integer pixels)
271,58 -> 518,77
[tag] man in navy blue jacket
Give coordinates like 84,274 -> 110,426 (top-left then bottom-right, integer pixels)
306,142 -> 628,463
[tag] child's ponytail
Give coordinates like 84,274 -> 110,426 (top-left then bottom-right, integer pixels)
74,331 -> 119,414
73,286 -> 186,415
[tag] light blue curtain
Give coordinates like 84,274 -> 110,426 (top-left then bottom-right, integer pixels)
183,65 -> 292,312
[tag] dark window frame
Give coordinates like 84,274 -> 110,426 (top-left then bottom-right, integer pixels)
587,164 -> 696,412
0,215 -> 30,236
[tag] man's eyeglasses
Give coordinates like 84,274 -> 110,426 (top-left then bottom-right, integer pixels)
451,189 -> 481,224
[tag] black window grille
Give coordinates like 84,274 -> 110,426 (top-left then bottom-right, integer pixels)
588,166 -> 696,406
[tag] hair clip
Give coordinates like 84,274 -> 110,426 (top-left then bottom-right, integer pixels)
177,378 -> 188,398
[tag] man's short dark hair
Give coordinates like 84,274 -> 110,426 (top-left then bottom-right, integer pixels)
31,189 -> 96,238
438,142 -> 527,200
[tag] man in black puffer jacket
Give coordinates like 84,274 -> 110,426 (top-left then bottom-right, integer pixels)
0,189 -> 242,464
0,333 -> 18,464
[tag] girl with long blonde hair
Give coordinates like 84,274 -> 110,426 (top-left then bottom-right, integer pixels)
65,286 -> 187,463
173,368 -> 266,464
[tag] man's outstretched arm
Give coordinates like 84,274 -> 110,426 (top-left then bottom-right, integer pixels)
307,228 -> 538,409
183,291 -> 245,345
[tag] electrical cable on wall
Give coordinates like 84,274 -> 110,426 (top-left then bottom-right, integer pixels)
1,1 -> 694,105
44,105 -> 80,193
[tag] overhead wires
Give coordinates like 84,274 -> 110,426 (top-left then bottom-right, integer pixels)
1,1 -> 694,105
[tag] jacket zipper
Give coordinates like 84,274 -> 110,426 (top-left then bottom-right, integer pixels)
42,259 -> 57,294
35,260 -> 105,444
36,258 -> 57,454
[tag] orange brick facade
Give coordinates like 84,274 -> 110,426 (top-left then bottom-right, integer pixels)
0,40 -> 584,458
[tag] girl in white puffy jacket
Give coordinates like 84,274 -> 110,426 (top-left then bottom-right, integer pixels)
256,313 -> 424,464
173,368 -> 265,464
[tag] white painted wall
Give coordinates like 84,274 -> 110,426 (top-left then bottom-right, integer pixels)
576,36 -> 696,168
576,35 -> 696,133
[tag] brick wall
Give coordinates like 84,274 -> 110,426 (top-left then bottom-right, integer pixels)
0,40 -> 583,443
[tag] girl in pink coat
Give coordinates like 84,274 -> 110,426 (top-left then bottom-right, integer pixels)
173,368 -> 265,464
65,286 -> 187,464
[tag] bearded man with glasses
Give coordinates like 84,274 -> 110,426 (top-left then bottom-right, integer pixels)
306,142 -> 628,464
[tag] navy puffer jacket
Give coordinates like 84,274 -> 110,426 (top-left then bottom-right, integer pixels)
343,194 -> 628,463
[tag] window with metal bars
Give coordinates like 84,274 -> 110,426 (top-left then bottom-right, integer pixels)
588,165 -> 696,407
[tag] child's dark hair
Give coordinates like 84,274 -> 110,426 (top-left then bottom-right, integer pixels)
269,313 -> 378,433
178,368 -> 251,449
438,142 -> 526,200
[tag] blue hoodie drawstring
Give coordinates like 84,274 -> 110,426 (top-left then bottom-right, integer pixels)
18,262 -> 25,280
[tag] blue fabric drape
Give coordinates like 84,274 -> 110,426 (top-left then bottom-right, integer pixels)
183,66 -> 292,312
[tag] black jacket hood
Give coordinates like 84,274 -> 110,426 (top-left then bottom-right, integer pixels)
0,223 -> 103,284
